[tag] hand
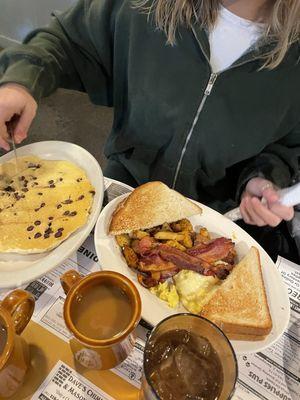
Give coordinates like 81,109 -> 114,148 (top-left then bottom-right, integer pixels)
240,177 -> 294,227
0,83 -> 37,150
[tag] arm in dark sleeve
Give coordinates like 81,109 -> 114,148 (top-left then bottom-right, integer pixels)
236,125 -> 300,200
0,0 -> 116,105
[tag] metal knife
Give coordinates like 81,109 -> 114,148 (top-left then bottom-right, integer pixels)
6,115 -> 21,190
224,182 -> 300,222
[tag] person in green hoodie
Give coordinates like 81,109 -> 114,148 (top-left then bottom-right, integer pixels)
0,0 -> 299,261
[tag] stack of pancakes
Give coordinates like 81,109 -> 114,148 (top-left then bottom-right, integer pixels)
0,156 -> 95,253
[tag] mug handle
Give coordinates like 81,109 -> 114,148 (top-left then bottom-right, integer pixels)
1,289 -> 35,335
60,270 -> 83,295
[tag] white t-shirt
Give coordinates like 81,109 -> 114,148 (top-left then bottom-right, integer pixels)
209,6 -> 263,73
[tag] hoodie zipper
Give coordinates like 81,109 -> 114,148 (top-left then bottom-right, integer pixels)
171,28 -> 261,189
171,72 -> 218,189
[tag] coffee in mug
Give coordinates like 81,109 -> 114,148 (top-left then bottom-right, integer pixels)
61,270 -> 141,370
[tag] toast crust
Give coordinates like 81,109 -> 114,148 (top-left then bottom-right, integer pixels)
109,181 -> 202,235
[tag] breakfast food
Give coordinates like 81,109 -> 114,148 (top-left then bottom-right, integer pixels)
110,181 -> 273,340
0,156 -> 95,253
110,182 -> 236,288
109,181 -> 202,235
201,247 -> 272,340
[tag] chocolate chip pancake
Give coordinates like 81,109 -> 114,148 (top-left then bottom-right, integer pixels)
0,156 -> 95,253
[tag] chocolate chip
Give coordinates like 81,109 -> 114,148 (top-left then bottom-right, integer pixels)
34,220 -> 41,226
78,195 -> 85,200
24,180 -> 28,185
14,213 -> 17,216
63,211 -> 70,216
55,231 -> 63,238
62,199 -> 73,204
20,176 -> 25,181
49,184 -> 56,188
33,182 -> 38,186
32,176 -> 37,180
22,188 -> 29,192
70,211 -> 77,217
28,237 -> 31,240
76,178 -> 82,182
27,226 -> 34,231
57,204 -> 62,209
48,180 -> 54,184
41,203 -> 45,208
48,216 -> 54,220
4,186 -> 15,192
59,178 -> 63,181
89,190 -> 96,196
34,232 -> 42,239
48,222 -> 52,227
45,228 -> 53,234
44,233 -> 50,239
28,163 -> 41,169
34,208 -> 39,212
38,192 -> 43,196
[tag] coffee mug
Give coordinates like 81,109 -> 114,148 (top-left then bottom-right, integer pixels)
61,270 -> 141,370
0,289 -> 35,398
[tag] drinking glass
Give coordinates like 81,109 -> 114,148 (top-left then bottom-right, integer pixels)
140,313 -> 238,400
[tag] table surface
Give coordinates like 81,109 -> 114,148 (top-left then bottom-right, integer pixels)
4,178 -> 299,400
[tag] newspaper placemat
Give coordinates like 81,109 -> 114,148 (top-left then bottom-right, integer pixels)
4,178 -> 299,400
31,361 -> 115,400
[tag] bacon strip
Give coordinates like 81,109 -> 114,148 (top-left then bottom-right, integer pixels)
186,237 -> 234,264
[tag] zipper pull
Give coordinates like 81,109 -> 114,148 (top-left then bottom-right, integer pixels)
204,73 -> 218,96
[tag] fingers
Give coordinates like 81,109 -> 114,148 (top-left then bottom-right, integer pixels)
262,187 -> 279,204
251,197 -> 281,227
244,197 -> 268,226
0,123 -> 10,151
14,104 -> 36,143
239,196 -> 252,225
269,202 -> 294,221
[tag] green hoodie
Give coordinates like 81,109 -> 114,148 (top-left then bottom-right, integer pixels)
0,0 -> 299,212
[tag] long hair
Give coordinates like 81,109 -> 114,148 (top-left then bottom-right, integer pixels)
134,0 -> 300,69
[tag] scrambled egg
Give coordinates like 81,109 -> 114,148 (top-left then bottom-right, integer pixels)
173,270 -> 220,314
150,281 -> 179,308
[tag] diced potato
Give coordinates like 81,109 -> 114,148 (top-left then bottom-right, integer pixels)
154,232 -> 185,241
166,240 -> 186,252
178,218 -> 193,232
181,231 -> 193,249
123,245 -> 139,269
116,234 -> 131,248
151,271 -> 161,281
199,227 -> 210,239
131,230 -> 150,239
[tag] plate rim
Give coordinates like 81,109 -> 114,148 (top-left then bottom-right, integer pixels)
0,140 -> 104,289
94,193 -> 290,354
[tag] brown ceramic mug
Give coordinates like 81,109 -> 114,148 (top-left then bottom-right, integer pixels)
61,270 -> 141,370
0,289 -> 35,398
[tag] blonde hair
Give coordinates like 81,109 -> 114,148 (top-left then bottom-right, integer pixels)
134,0 -> 300,69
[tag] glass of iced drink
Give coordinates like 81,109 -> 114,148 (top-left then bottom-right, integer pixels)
140,314 -> 237,400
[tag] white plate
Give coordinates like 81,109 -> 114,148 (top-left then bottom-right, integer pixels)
0,141 -> 103,289
94,194 -> 290,354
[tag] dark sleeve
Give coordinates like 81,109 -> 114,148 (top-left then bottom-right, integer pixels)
0,0 -> 116,105
236,124 -> 300,200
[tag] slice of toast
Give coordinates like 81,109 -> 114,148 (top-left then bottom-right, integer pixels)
109,181 -> 202,235
201,247 -> 272,340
